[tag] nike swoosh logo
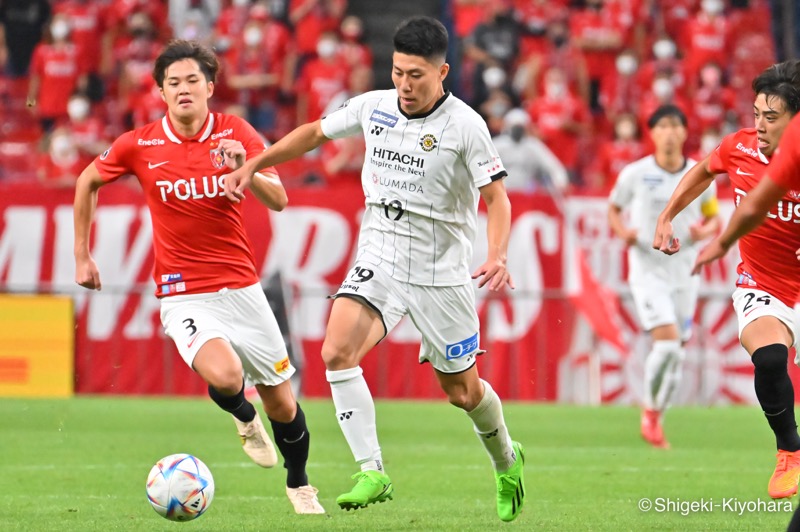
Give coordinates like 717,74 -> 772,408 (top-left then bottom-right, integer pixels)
187,335 -> 199,348
736,167 -> 754,176
148,161 -> 169,169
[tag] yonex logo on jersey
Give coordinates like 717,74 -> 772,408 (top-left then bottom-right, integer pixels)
369,109 -> 398,128
419,134 -> 438,152
138,138 -> 166,146
370,125 -> 384,135
155,176 -> 226,202
445,333 -> 479,360
211,128 -> 233,140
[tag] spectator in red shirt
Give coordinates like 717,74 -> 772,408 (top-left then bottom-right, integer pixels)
683,0 -> 731,83
288,0 -> 346,66
513,0 -> 569,58
638,72 -> 690,143
690,61 -> 738,136
52,0 -> 108,102
338,15 -> 373,71
636,36 -> 688,97
569,0 -> 625,112
518,17 -> 590,104
654,0 -> 698,47
26,14 -> 87,133
599,49 -> 643,129
213,0 -> 253,55
294,31 -> 349,126
588,112 -> 646,192
526,66 -> 591,181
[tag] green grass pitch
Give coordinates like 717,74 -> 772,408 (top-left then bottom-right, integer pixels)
0,398 -> 796,531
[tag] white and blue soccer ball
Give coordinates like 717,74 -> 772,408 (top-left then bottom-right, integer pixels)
145,453 -> 215,521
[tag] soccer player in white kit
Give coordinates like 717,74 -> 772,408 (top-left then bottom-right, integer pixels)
223,16 -> 526,522
73,40 -> 324,514
608,105 -> 720,449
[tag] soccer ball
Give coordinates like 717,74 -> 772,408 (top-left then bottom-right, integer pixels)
145,453 -> 215,521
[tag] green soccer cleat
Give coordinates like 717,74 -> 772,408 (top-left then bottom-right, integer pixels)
495,441 -> 526,522
336,470 -> 394,511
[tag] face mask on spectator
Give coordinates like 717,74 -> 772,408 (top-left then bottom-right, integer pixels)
551,34 -> 567,47
652,78 -> 674,100
50,133 -> 75,160
317,39 -> 338,59
51,21 -> 70,41
616,120 -> 636,140
68,98 -> 90,122
701,0 -> 724,16
482,66 -> 506,90
181,24 -> 200,41
510,124 -> 526,142
233,0 -> 249,6
244,27 -> 262,47
489,100 -> 510,117
652,39 -> 676,60
616,55 -> 637,76
545,82 -> 566,99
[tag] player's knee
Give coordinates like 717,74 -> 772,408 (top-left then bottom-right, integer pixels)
321,338 -> 358,369
445,387 -> 475,410
752,343 -> 790,374
204,367 -> 243,394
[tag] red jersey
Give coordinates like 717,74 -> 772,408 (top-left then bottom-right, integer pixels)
94,113 -> 274,297
30,43 -> 82,119
708,128 -> 800,306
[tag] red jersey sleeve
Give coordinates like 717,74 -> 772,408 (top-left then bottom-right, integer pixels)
94,131 -> 135,183
231,115 -> 279,177
769,115 -> 800,191
707,132 -> 733,174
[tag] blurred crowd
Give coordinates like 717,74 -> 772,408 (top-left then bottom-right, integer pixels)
0,0 -> 788,194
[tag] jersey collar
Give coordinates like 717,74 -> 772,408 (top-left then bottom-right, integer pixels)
161,112 -> 215,144
397,91 -> 450,120
757,146 -> 770,164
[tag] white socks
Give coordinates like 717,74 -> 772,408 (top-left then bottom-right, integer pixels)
326,367 -> 383,472
644,340 -> 685,411
466,379 -> 515,471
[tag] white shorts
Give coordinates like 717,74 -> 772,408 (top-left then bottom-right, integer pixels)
333,262 -> 484,374
160,283 -> 295,387
629,273 -> 699,342
733,287 -> 797,348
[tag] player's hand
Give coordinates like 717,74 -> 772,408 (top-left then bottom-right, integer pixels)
472,259 -> 515,291
621,228 -> 638,248
796,246 -> 800,261
217,139 -> 246,170
222,166 -> 253,203
653,216 -> 680,254
691,238 -> 728,275
688,221 -> 706,244
75,256 -> 102,291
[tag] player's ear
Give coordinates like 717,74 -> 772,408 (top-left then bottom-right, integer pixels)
207,81 -> 214,98
159,88 -> 166,103
439,62 -> 449,82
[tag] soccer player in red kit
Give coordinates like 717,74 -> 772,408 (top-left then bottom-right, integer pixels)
72,40 -> 324,514
654,60 -> 800,499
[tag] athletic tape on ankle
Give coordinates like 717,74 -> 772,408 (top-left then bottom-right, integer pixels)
325,366 -> 364,383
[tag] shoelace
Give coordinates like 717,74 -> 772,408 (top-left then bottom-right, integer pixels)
290,487 -> 320,510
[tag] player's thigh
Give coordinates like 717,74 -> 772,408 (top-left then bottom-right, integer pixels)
225,284 -> 296,387
630,277 -> 680,334
325,262 -> 406,366
408,283 -> 484,374
734,288 -> 795,354
160,295 -> 231,371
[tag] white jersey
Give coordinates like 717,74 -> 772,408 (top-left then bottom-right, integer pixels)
609,155 -> 718,284
321,89 -> 507,286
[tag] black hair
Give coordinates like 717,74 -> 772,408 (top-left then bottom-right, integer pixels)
393,16 -> 448,62
647,104 -> 687,129
752,59 -> 800,115
152,39 -> 220,87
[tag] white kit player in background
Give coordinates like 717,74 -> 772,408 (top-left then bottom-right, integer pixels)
608,105 -> 720,449
223,16 -> 527,523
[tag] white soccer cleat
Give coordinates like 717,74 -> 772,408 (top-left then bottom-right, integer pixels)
286,485 -> 326,514
233,412 -> 278,468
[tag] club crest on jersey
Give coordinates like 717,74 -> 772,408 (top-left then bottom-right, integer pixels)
419,133 -> 438,152
209,147 -> 226,169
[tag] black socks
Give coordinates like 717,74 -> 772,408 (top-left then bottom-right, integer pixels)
208,381 -> 256,423
752,344 -> 800,452
270,404 -> 310,488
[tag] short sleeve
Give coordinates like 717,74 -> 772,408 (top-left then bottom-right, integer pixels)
320,92 -> 368,140
609,163 -> 635,208
94,132 -> 135,183
707,133 -> 733,174
462,113 -> 507,188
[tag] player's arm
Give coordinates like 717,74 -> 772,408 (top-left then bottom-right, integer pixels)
473,179 -> 514,291
654,154 -> 716,254
223,120 -> 330,202
607,203 -> 637,246
249,171 -> 288,211
73,162 -> 108,290
692,175 -> 787,274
